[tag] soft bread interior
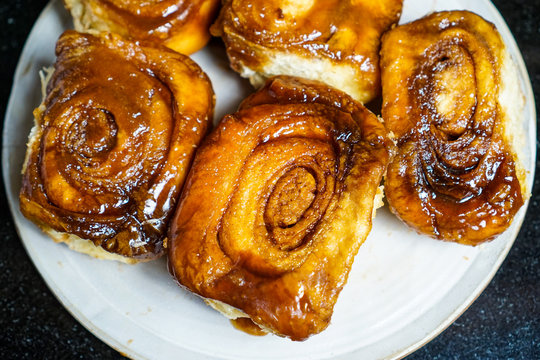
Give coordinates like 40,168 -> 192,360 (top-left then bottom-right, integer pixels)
239,50 -> 367,103
205,299 -> 277,335
224,31 -> 373,103
205,299 -> 248,320
43,227 -> 139,264
499,49 -> 529,199
64,0 -> 116,34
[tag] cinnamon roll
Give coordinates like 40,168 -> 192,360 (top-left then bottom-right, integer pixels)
380,11 -> 528,245
19,30 -> 214,262
168,76 -> 392,340
64,0 -> 221,54
211,0 -> 403,103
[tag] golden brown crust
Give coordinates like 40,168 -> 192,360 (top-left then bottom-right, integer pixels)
381,11 -> 526,244
211,0 -> 403,103
64,0 -> 221,54
19,30 -> 214,261
168,76 -> 393,340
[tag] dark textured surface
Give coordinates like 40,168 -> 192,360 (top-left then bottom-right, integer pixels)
0,0 -> 538,359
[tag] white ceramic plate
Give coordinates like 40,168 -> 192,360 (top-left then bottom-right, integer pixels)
2,0 -> 536,359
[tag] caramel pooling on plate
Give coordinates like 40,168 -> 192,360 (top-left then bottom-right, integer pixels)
168,76 -> 392,340
381,11 -> 527,244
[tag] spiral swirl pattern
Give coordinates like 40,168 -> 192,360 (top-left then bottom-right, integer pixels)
20,31 -> 214,259
168,76 -> 392,340
381,11 -> 526,244
64,0 -> 220,54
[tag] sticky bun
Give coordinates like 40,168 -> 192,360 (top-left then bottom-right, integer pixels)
211,0 -> 403,103
63,0 -> 221,54
380,11 -> 528,244
19,30 -> 214,262
168,76 -> 392,340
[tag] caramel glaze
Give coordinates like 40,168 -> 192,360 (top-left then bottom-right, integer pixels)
71,0 -> 220,54
381,11 -> 525,244
19,30 -> 214,259
211,0 -> 403,103
168,76 -> 393,340
230,318 -> 267,337
99,0 -> 199,34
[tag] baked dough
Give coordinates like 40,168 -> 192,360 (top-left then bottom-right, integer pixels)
211,0 -> 403,103
168,76 -> 393,339
19,30 -> 214,262
380,11 -> 528,244
64,0 -> 220,54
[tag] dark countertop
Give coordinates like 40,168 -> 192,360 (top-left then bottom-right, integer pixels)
0,0 -> 538,359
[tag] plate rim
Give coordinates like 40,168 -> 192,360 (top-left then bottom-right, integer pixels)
2,0 -> 536,359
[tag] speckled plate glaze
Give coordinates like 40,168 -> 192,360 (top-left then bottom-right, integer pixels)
2,0 -> 536,359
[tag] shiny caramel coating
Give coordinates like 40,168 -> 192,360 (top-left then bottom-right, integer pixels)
168,76 -> 392,340
381,11 -> 526,245
64,0 -> 221,54
20,30 -> 214,260
211,0 -> 403,103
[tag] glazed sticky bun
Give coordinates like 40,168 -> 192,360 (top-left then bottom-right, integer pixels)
168,76 -> 393,340
211,0 -> 403,103
64,0 -> 221,54
380,11 -> 528,245
19,30 -> 214,262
